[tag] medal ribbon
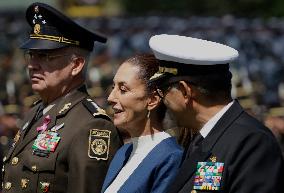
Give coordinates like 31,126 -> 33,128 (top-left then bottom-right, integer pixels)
36,115 -> 51,132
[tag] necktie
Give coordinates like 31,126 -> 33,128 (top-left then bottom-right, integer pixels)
35,104 -> 44,121
185,133 -> 203,159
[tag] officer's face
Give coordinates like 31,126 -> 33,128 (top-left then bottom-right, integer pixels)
25,48 -> 74,99
108,62 -> 149,135
161,82 -> 194,128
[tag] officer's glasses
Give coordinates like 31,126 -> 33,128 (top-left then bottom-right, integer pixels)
24,51 -> 71,63
156,80 -> 196,98
156,82 -> 180,98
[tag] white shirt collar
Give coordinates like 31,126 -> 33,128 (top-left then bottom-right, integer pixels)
200,101 -> 234,138
43,104 -> 55,115
130,132 -> 170,154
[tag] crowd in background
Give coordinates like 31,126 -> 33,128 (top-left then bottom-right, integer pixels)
0,14 -> 283,156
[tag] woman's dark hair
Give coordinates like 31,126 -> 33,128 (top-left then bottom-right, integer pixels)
124,54 -> 166,122
125,54 -> 159,93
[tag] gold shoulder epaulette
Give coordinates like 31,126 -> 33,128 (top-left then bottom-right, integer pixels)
82,98 -> 110,121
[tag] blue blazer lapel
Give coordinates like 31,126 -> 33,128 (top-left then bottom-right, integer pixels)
101,143 -> 133,192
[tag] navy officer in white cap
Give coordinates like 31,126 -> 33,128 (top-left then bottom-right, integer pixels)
149,34 -> 284,193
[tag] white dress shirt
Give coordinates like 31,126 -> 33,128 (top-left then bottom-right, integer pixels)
200,101 -> 234,138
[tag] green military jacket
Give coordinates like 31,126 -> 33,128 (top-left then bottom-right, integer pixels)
2,86 -> 122,193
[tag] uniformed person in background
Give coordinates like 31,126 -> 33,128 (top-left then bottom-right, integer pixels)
2,2 -> 122,193
149,34 -> 284,193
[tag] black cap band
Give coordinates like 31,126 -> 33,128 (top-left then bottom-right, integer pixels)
159,60 -> 230,76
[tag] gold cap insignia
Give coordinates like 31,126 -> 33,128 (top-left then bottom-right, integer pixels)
158,66 -> 178,75
34,24 -> 41,34
150,72 -> 163,80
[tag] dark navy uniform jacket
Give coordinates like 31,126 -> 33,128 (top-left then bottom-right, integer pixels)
167,101 -> 284,193
2,86 -> 122,193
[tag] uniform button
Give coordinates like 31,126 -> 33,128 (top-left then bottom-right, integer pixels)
4,182 -> 12,190
191,190 -> 197,193
3,156 -> 7,162
21,178 -> 29,189
2,165 -> 5,172
32,165 -> 37,172
11,157 -> 19,165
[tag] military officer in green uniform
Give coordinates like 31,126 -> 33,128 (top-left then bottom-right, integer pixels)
2,2 -> 122,193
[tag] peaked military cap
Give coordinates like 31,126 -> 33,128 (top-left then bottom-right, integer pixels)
20,2 -> 107,51
149,34 -> 239,83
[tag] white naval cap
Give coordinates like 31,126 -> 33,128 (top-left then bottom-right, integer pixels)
149,34 -> 239,65
149,34 -> 239,83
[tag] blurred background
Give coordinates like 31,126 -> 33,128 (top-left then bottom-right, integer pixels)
0,0 -> 284,163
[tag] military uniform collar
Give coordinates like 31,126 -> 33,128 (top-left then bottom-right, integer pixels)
200,100 -> 243,152
55,85 -> 88,117
199,101 -> 234,138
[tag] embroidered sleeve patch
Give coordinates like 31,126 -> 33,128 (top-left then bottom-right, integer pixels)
193,162 -> 224,190
88,129 -> 111,160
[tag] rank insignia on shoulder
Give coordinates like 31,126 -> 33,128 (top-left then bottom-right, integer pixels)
83,98 -> 110,120
88,129 -> 111,160
193,161 -> 224,191
59,103 -> 72,114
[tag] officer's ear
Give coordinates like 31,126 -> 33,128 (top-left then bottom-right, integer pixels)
71,56 -> 85,76
178,81 -> 194,105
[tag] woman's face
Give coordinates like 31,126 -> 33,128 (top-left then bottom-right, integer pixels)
108,62 -> 149,132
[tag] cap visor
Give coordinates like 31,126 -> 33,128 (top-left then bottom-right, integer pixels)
20,39 -> 68,50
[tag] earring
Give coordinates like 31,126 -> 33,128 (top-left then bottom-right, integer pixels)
147,111 -> 151,118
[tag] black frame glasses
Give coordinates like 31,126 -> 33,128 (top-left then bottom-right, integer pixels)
24,51 -> 71,63
156,82 -> 180,98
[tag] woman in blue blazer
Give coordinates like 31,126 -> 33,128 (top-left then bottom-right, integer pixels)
102,54 -> 183,193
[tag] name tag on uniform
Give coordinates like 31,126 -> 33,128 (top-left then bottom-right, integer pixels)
193,161 -> 224,190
